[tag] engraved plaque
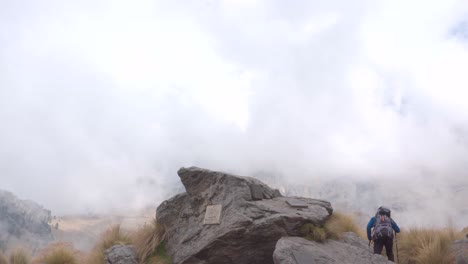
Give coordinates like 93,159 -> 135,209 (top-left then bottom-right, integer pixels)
292,250 -> 315,264
286,199 -> 308,208
250,184 -> 264,200
203,204 -> 222,225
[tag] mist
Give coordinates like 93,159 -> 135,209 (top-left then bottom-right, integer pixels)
1,0 -> 468,227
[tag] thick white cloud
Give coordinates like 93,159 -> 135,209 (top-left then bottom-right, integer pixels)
1,0 -> 468,226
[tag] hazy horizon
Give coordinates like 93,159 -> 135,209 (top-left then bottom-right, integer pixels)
1,0 -> 468,227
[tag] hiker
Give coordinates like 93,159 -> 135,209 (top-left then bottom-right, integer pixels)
367,206 -> 400,262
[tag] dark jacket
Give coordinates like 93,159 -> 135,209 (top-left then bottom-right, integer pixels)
366,216 -> 400,240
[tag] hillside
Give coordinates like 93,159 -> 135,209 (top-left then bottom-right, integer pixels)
0,190 -> 52,254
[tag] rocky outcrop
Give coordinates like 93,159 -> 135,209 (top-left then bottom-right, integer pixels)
273,233 -> 393,264
156,167 -> 333,264
0,190 -> 52,252
452,239 -> 468,264
104,245 -> 138,264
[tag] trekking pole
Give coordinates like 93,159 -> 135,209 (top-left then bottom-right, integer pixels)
395,232 -> 400,264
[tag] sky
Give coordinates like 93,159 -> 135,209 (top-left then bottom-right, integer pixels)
1,0 -> 468,225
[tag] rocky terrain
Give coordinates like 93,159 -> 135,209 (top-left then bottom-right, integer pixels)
273,233 -> 392,264
0,190 -> 52,254
452,239 -> 468,264
1,167 -> 467,263
155,167 -> 392,264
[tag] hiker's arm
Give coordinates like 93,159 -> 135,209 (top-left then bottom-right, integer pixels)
391,220 -> 400,233
366,217 -> 375,240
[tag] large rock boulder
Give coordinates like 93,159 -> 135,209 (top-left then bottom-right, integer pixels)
104,245 -> 138,264
156,167 -> 333,264
273,233 -> 393,264
0,190 -> 52,253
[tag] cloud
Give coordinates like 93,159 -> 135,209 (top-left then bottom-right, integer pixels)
0,0 -> 467,227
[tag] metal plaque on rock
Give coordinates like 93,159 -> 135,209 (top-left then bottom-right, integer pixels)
292,250 -> 315,264
286,199 -> 308,208
250,184 -> 264,200
203,204 -> 222,225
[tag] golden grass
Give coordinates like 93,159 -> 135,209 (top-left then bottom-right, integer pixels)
86,225 -> 132,264
300,223 -> 327,242
397,228 -> 458,264
300,215 -> 466,263
0,252 -> 7,264
9,249 -> 30,264
132,220 -> 168,264
33,242 -> 80,264
302,212 -> 364,242
324,212 -> 364,239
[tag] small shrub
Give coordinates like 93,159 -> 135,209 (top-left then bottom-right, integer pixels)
324,212 -> 362,239
34,242 -> 79,264
132,220 -> 170,264
301,212 -> 364,243
300,223 -> 327,242
462,226 -> 468,239
398,228 -> 456,264
9,249 -> 30,264
145,242 -> 171,264
87,225 -> 132,264
0,252 -> 7,264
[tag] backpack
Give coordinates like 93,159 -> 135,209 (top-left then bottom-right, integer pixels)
377,206 -> 391,217
373,213 -> 394,240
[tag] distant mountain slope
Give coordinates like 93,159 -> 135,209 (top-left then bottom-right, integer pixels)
0,190 -> 52,253
252,171 -> 468,229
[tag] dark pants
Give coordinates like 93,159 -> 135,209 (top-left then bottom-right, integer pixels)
374,238 -> 394,261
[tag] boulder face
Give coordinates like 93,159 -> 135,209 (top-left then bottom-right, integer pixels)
156,167 -> 333,264
0,190 -> 52,252
273,233 -> 393,264
104,245 -> 138,264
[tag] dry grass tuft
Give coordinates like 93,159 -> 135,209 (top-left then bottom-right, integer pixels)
302,212 -> 364,243
462,226 -> 468,239
143,241 -> 171,264
398,228 -> 457,264
132,220 -> 168,264
0,252 -> 7,264
9,249 -> 30,264
87,225 -> 132,264
324,212 -> 363,239
33,242 -> 80,264
300,223 -> 327,242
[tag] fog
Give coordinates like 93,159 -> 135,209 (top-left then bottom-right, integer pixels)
1,0 -> 468,227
